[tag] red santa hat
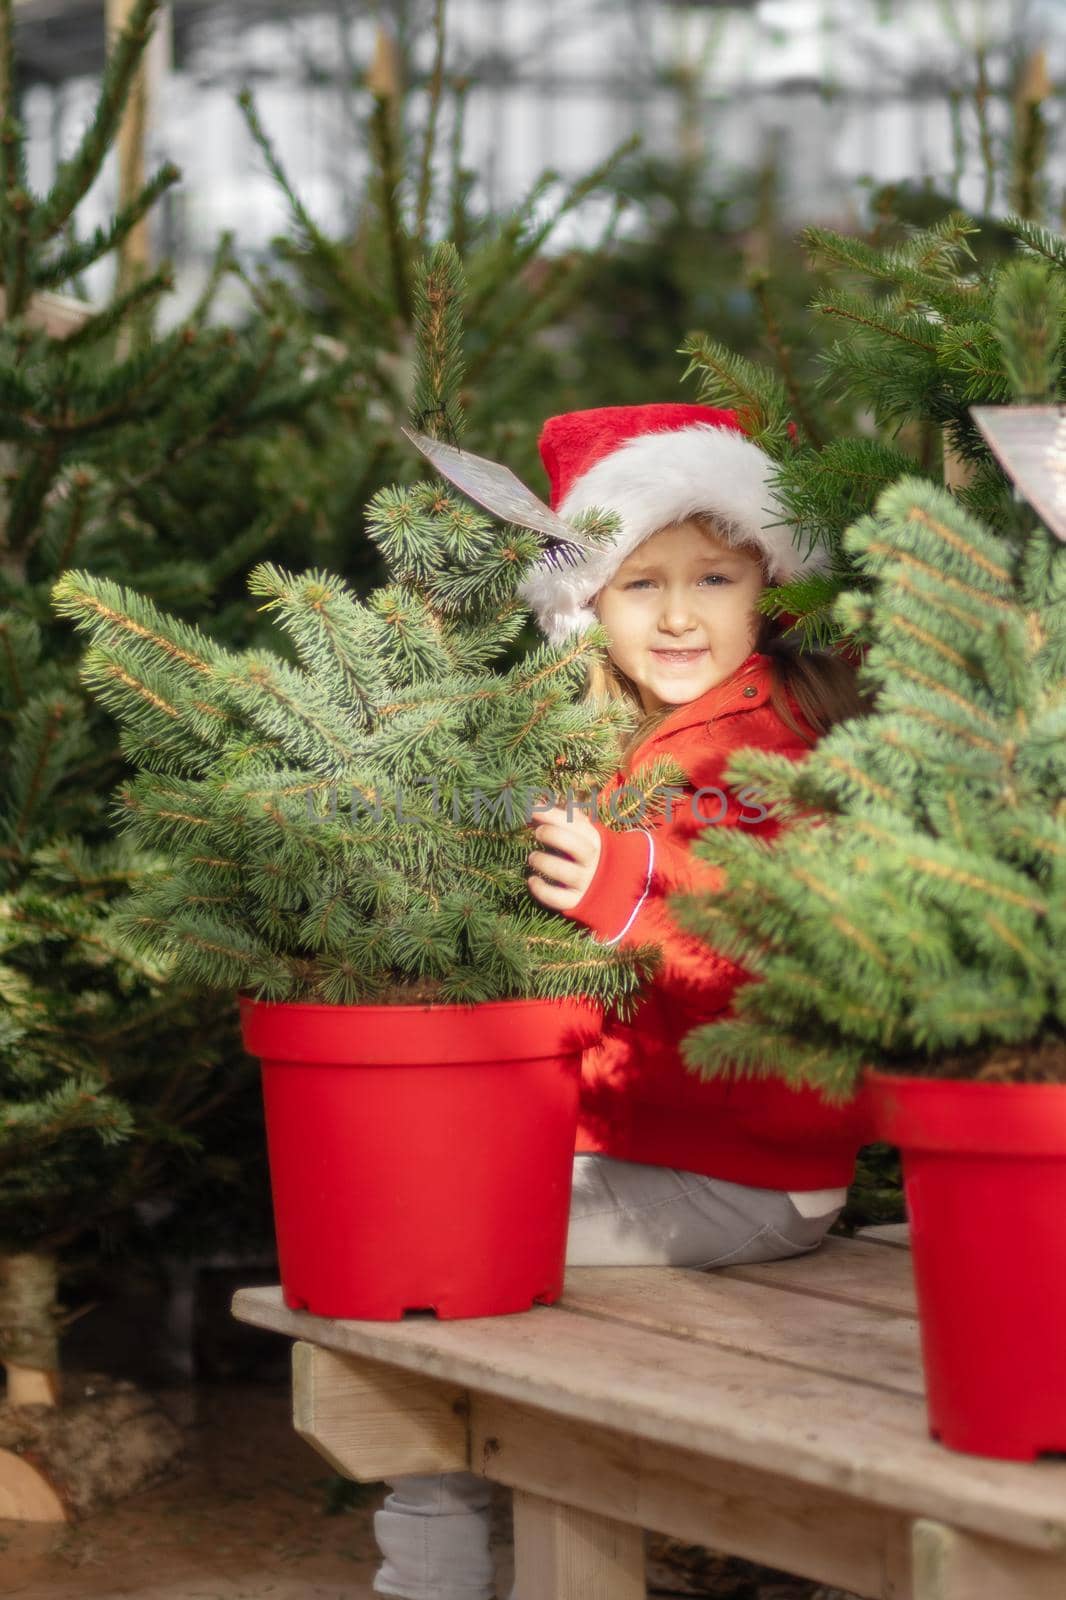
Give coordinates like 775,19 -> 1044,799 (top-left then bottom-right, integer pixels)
519,403 -> 831,644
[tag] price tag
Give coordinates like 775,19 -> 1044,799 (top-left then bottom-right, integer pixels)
403,428 -> 585,558
970,405 -> 1066,543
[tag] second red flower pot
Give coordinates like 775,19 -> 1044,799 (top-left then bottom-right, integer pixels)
867,1069 -> 1066,1460
240,994 -> 602,1321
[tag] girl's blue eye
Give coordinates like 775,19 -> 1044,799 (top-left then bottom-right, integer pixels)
622,574 -> 729,590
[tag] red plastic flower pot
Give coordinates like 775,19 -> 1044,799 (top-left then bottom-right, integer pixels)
866,1068 -> 1066,1460
240,994 -> 602,1320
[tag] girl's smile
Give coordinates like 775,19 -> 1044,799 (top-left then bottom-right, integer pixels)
649,648 -> 709,665
595,520 -> 767,712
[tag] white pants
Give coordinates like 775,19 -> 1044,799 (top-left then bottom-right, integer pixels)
373,1154 -> 843,1600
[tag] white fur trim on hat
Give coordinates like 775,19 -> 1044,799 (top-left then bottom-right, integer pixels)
519,423 -> 830,644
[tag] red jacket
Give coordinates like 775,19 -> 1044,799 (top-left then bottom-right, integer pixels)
564,651 -> 873,1189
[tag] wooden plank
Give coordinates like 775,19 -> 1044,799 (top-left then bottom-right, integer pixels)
912,1519 -> 1066,1600
562,1268 -> 923,1397
476,1395 -> 912,1599
292,1343 -> 468,1480
105,0 -> 152,291
0,1448 -> 67,1522
856,1226 -> 911,1250
722,1235 -> 916,1314
512,1490 -> 645,1600
232,1286 -> 1066,1553
4,1364 -> 61,1406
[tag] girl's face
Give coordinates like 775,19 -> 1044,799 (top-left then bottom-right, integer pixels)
595,520 -> 766,713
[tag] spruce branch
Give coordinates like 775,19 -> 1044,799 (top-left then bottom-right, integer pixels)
682,1015 -> 866,1104
415,0 -> 447,247
34,165 -> 179,295
991,259 -> 1066,403
447,77 -> 473,257
52,571 -> 225,681
245,562 -> 388,724
802,216 -> 980,328
7,691 -> 90,844
0,1078 -> 134,1165
368,92 -> 414,326
411,243 -> 466,443
59,267 -> 173,351
2,180 -> 31,316
0,0 -> 382,1284
32,0 -> 161,248
464,170 -> 557,317
21,325 -> 193,438
237,90 -> 388,329
0,0 -> 27,213
675,481 -> 1064,1093
775,439 -> 917,547
750,270 -> 825,448
465,193 -> 627,391
0,609 -> 39,709
809,289 -> 939,354
186,231 -> 237,330
908,211 -> 980,274
1008,217 -> 1066,272
465,139 -> 637,328
60,534 -> 643,1008
1010,98 -> 1047,224
756,571 -> 848,649
6,438 -> 62,556
679,333 -> 790,449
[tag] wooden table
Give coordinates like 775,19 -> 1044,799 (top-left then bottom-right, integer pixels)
232,1230 -> 1066,1600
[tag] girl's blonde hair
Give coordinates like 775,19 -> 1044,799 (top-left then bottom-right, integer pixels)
587,517 -> 871,768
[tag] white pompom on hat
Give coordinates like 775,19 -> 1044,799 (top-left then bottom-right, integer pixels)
518,403 -> 830,644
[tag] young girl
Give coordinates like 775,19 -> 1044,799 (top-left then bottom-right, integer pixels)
373,404 -> 873,1600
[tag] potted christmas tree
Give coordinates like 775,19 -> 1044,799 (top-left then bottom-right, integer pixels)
53,248 -> 649,1322
672,254 -> 1066,1460
0,0 -> 643,1424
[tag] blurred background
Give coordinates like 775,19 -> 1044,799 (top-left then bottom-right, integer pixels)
14,0 -> 1066,314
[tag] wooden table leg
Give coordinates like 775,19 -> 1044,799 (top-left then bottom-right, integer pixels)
913,1519 -> 1066,1600
512,1489 -> 645,1600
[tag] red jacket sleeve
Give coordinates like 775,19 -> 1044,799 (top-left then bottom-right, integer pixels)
562,730 -> 810,1022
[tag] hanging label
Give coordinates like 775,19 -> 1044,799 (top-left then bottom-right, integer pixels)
970,405 -> 1066,543
403,428 -> 585,556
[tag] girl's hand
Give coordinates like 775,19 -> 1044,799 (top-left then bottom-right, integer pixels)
526,805 -> 602,912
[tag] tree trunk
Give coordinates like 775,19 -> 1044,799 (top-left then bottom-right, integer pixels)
0,1374 -> 184,1521
106,0 -> 147,294
0,1252 -> 61,1407
0,1256 -> 183,1520
943,426 -> 978,491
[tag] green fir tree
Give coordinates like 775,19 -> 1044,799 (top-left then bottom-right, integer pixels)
53,247 -> 656,1018
674,247 -> 1066,1104
679,211 -> 1066,653
0,0 -> 348,1386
